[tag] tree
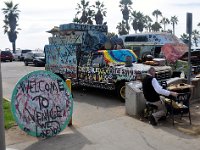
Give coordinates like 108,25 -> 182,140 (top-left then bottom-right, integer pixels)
180,33 -> 189,44
192,30 -> 200,47
144,15 -> 153,32
151,22 -> 162,32
160,17 -> 170,31
93,1 -> 107,25
152,9 -> 162,23
130,11 -> 138,33
131,11 -> 146,33
119,0 -> 132,34
75,0 -> 91,24
72,17 -> 80,23
116,21 -> 128,35
2,1 -> 20,53
170,16 -> 178,35
167,29 -> 172,34
87,9 -> 95,24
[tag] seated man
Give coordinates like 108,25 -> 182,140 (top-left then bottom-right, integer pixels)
142,67 -> 178,126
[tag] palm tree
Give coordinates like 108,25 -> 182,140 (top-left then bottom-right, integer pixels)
2,1 -> 20,53
170,16 -> 178,35
93,1 -> 107,25
160,17 -> 170,31
151,22 -> 162,32
72,17 -> 80,23
192,30 -> 200,47
130,11 -> 138,33
167,29 -> 172,34
144,15 -> 153,32
180,33 -> 189,44
119,0 -> 132,34
87,9 -> 95,24
130,11 -> 146,33
116,21 -> 128,35
137,12 -> 146,33
75,0 -> 91,24
152,9 -> 162,22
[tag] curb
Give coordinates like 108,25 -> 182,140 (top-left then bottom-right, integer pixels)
3,97 -> 11,102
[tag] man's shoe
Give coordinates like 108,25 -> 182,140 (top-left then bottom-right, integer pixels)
149,115 -> 157,126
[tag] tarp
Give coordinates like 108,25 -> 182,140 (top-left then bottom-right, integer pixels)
161,43 -> 188,63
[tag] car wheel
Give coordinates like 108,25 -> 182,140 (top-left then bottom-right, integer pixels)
34,62 -> 38,67
116,82 -> 125,103
10,59 -> 13,62
24,61 -> 28,66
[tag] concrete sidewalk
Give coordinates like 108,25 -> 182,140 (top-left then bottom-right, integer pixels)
6,115 -> 200,150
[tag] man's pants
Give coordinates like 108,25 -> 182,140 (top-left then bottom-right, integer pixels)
149,99 -> 166,122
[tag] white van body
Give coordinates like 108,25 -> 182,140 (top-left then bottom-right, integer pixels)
119,32 -> 186,60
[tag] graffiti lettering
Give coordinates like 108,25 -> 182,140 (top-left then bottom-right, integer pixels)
19,79 -> 65,94
36,121 -> 61,138
26,106 -> 62,123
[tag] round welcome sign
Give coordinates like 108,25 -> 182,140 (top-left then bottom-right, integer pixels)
11,70 -> 73,138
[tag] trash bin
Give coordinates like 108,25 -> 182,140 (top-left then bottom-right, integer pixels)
125,81 -> 146,116
191,78 -> 200,100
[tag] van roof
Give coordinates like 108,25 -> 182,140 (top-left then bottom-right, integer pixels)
119,32 -> 184,45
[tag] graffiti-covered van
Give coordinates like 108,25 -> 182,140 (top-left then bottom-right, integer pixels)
45,23 -> 172,101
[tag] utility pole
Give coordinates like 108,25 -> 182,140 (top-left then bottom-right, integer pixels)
0,58 -> 6,150
186,13 -> 192,84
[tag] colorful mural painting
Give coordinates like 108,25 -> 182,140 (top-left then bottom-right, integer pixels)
45,44 -> 77,79
48,23 -> 108,52
59,23 -> 108,32
11,70 -> 73,138
82,31 -> 107,51
100,49 -> 138,64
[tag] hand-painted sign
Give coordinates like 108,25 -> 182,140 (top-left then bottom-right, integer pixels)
11,70 -> 73,138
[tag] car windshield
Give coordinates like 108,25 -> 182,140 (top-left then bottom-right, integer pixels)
22,50 -> 32,53
1,51 -> 12,55
34,53 -> 45,57
15,50 -> 21,54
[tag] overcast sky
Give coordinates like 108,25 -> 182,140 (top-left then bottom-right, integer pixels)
1,0 -> 200,50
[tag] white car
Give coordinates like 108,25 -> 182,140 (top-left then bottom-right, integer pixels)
12,50 -> 21,61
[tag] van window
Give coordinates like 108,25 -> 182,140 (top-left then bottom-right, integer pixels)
125,36 -> 148,42
154,47 -> 161,58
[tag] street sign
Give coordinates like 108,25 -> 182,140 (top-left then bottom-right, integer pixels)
186,13 -> 192,34
11,70 -> 73,138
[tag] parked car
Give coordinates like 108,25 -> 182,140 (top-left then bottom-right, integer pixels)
20,49 -> 32,61
24,51 -> 45,66
0,51 -> 13,62
12,50 -> 22,61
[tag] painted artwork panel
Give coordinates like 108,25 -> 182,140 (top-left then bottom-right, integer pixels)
11,70 -> 73,138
